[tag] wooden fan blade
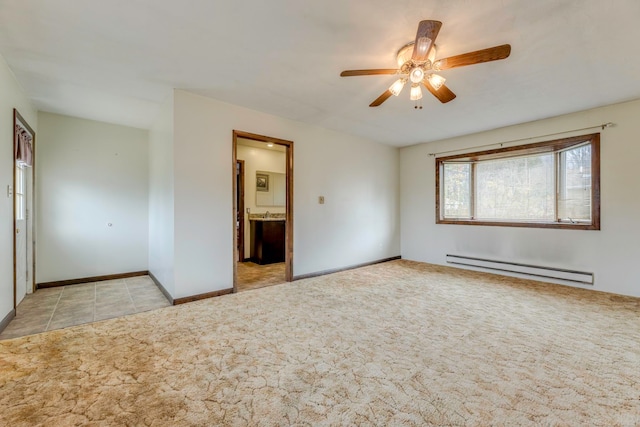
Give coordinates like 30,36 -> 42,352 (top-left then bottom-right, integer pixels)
423,81 -> 456,103
412,20 -> 442,62
434,44 -> 511,70
369,90 -> 393,107
340,69 -> 399,77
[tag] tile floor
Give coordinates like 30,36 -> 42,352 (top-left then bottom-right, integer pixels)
236,262 -> 286,292
0,275 -> 171,340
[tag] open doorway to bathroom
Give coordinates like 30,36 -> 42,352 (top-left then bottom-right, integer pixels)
232,131 -> 293,292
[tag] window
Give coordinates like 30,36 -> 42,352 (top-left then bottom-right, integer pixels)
436,133 -> 600,229
15,164 -> 25,221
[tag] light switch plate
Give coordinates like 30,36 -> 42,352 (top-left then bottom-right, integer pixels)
318,196 -> 325,204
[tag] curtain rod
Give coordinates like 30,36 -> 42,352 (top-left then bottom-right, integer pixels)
428,122 -> 614,157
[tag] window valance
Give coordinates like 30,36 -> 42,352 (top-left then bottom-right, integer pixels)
15,124 -> 33,167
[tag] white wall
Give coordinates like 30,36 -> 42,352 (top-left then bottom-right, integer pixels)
36,112 -> 149,283
236,142 -> 286,259
172,90 -> 400,299
401,98 -> 640,298
148,93 -> 175,296
0,54 -> 37,321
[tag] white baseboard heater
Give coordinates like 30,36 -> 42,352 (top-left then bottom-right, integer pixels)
446,254 -> 594,285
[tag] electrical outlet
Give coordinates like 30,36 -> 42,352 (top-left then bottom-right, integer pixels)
318,196 -> 325,204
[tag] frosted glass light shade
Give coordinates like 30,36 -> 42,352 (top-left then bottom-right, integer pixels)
415,37 -> 433,60
433,58 -> 446,71
427,74 -> 446,90
396,43 -> 437,67
410,84 -> 423,101
389,78 -> 407,96
409,67 -> 425,83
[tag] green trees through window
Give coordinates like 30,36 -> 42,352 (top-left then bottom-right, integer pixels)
436,134 -> 600,229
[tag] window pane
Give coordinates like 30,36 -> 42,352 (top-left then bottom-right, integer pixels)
443,163 -> 471,218
15,165 -> 25,220
436,133 -> 599,229
476,154 -> 555,221
558,144 -> 591,221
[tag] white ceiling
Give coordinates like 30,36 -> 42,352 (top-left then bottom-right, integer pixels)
1,0 -> 639,147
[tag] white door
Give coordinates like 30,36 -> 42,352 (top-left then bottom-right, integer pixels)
25,162 -> 33,295
15,164 -> 29,305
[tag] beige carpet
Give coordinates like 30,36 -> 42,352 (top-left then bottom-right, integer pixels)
1,260 -> 639,426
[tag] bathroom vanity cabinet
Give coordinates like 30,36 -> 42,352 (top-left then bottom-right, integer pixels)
249,219 -> 285,265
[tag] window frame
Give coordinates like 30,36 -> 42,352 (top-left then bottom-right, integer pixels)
435,133 -> 600,230
15,163 -> 25,221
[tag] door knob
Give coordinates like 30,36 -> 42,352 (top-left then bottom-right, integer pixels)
16,228 -> 20,234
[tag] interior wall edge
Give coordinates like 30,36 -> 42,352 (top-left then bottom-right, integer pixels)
148,270 -> 174,305
293,255 -> 401,281
0,309 -> 16,334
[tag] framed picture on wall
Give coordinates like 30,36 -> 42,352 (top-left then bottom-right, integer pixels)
256,173 -> 269,192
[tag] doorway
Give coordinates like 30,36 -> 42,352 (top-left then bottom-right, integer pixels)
236,159 -> 245,261
232,131 -> 293,292
13,109 -> 36,309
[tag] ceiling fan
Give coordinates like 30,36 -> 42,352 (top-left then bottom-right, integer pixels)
340,20 -> 511,108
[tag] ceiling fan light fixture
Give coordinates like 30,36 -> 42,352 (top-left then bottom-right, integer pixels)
428,73 -> 446,90
409,67 -> 425,83
432,58 -> 446,71
428,47 -> 437,64
389,78 -> 407,96
415,36 -> 433,61
410,84 -> 423,101
396,43 -> 437,69
396,44 -> 414,67
340,20 -> 511,107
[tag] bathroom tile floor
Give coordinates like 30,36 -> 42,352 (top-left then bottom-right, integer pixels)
236,262 -> 286,292
0,276 -> 171,340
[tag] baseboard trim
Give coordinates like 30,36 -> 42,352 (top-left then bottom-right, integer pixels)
148,271 -> 174,305
37,271 -> 149,289
173,288 -> 234,305
0,309 -> 16,334
147,271 -> 233,305
293,256 -> 402,281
